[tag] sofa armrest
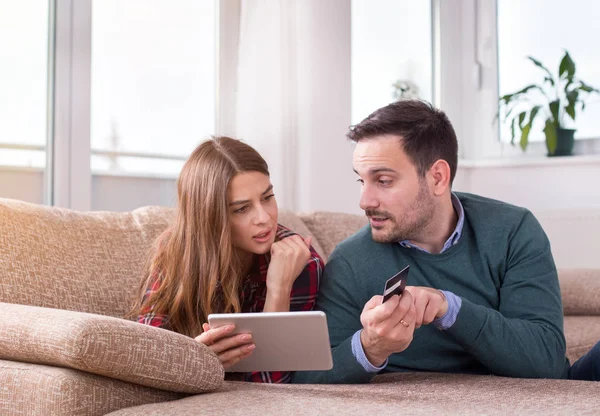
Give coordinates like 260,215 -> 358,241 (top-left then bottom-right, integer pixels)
0,302 -> 224,393
559,269 -> 600,315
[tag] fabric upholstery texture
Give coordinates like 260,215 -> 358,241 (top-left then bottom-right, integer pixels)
299,211 -> 368,261
1,197 -> 600,415
0,360 -> 183,416
559,269 -> 600,315
0,302 -> 224,393
0,198 -> 174,318
564,316 -> 600,362
107,372 -> 600,416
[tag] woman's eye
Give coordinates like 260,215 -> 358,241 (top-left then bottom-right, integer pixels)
356,179 -> 364,184
234,206 -> 248,214
264,194 -> 275,201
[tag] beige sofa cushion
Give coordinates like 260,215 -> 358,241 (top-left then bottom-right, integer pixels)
559,269 -> 600,315
299,212 -> 368,261
0,198 -> 173,317
278,210 -> 325,259
0,360 -> 184,416
0,302 -> 224,394
107,372 -> 600,416
564,316 -> 600,363
0,360 -> 182,416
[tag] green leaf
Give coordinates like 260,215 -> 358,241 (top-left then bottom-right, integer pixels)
543,76 -> 555,87
499,84 -> 546,106
519,106 -> 540,151
549,100 -> 561,125
578,81 -> 600,93
518,111 -> 527,128
544,119 -> 558,155
510,117 -> 516,145
559,51 -> 576,80
565,90 -> 579,121
528,56 -> 556,86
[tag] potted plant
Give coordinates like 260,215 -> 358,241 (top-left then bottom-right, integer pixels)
498,50 -> 599,156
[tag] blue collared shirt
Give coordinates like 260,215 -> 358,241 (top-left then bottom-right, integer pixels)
351,193 -> 465,372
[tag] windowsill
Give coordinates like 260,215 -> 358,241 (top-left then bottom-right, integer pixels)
459,153 -> 600,168
0,165 -> 179,180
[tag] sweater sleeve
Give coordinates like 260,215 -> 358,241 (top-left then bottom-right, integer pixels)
445,211 -> 568,378
292,250 -> 376,384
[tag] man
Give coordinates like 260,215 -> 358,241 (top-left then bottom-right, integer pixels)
292,100 -> 599,384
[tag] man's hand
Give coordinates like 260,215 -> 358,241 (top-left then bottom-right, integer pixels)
404,286 -> 448,328
195,323 -> 255,369
359,291 -> 416,367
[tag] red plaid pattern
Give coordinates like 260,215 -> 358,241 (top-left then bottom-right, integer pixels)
138,224 -> 323,384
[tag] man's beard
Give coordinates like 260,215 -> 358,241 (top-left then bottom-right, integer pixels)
366,182 -> 434,243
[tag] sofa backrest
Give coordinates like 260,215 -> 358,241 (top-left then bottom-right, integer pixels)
0,198 -> 173,318
0,198 -> 324,318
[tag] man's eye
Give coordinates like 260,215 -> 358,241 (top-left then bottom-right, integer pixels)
356,179 -> 364,184
264,194 -> 275,201
379,180 -> 392,186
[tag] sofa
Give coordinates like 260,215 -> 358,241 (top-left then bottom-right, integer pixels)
1,197 -> 600,415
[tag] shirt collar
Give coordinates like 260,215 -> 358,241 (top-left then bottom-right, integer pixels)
399,193 -> 465,254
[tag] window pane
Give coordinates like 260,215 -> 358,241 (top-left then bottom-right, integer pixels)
0,0 -> 49,205
0,0 -> 49,158
498,0 -> 600,142
91,0 -> 216,175
351,0 -> 433,124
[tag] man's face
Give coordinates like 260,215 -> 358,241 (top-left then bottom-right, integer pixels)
353,135 -> 434,243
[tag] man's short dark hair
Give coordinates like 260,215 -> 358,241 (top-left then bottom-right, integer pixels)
347,100 -> 458,185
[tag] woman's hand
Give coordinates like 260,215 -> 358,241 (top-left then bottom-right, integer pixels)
195,323 -> 255,369
266,235 -> 312,294
264,235 -> 312,312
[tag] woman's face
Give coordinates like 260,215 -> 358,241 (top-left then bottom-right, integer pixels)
227,171 -> 278,256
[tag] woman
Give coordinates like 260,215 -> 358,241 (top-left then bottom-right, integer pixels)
132,136 -> 323,383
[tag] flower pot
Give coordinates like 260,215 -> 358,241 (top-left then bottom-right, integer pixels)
548,128 -> 576,157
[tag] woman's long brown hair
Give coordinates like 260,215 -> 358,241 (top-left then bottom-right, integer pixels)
130,137 -> 270,337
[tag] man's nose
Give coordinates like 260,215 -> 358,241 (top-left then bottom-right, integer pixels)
359,184 -> 379,211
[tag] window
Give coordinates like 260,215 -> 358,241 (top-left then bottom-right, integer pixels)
90,0 -> 216,176
0,0 -> 50,169
0,0 -> 50,205
498,0 -> 600,143
351,0 -> 433,124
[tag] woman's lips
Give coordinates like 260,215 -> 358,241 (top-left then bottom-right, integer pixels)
253,229 -> 272,243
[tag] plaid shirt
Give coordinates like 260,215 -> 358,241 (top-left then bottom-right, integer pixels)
138,224 -> 323,384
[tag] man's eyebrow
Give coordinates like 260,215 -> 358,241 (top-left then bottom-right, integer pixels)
229,185 -> 273,206
353,167 -> 398,176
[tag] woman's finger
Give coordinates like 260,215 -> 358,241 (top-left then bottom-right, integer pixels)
209,333 -> 253,354
194,324 -> 234,346
219,343 -> 256,365
222,349 -> 254,370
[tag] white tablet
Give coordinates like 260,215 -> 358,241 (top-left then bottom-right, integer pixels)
207,311 -> 333,373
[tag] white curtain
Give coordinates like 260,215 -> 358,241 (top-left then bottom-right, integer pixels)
233,0 -> 298,210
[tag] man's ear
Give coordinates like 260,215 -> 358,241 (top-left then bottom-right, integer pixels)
428,159 -> 451,196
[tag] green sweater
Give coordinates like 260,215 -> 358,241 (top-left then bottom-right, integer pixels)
293,192 -> 569,384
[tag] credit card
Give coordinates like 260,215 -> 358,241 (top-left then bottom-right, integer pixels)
382,265 -> 410,303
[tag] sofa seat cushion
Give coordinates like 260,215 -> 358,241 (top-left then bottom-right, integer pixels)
0,360 -> 182,416
0,302 -> 224,393
106,372 -> 600,416
564,316 -> 600,363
